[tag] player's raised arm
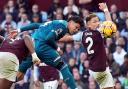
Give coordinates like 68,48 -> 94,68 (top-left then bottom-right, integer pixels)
19,23 -> 41,32
99,3 -> 112,21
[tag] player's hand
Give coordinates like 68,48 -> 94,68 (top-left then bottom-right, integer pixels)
33,57 -> 41,65
99,3 -> 108,12
57,47 -> 63,55
34,80 -> 40,87
32,52 -> 41,65
16,71 -> 24,81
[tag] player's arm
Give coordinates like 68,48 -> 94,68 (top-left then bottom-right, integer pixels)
23,35 -> 40,64
59,34 -> 74,42
99,3 -> 112,21
19,23 -> 41,32
59,31 -> 83,42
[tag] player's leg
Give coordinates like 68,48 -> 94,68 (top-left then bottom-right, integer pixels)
0,52 -> 19,89
101,67 -> 115,89
36,47 -> 77,89
0,79 -> 13,89
89,67 -> 114,89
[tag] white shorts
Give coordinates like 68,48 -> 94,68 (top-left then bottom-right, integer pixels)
43,80 -> 59,89
0,52 -> 19,82
89,67 -> 115,89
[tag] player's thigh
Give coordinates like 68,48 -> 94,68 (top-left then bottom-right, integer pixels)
37,46 -> 65,69
89,68 -> 114,89
0,78 -> 13,89
0,52 -> 19,82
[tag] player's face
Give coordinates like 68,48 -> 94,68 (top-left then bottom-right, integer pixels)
87,17 -> 100,30
68,20 -> 80,34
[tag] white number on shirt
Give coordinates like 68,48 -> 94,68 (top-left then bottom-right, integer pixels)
86,37 -> 94,54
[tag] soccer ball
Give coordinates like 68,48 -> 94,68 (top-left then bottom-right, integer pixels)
99,21 -> 117,38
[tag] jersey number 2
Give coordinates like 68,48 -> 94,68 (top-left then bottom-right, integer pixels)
86,37 -> 94,54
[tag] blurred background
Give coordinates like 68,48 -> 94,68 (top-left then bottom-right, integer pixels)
0,0 -> 128,89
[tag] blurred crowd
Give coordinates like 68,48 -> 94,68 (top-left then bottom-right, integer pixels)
0,0 -> 128,89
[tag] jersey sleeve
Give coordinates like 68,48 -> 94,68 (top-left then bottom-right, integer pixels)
20,23 -> 41,32
72,31 -> 83,41
18,56 -> 33,73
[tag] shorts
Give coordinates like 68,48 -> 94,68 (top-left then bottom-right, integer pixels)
43,80 -> 59,89
0,52 -> 19,82
89,67 -> 115,89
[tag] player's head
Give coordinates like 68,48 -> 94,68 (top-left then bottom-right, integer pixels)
67,16 -> 84,34
86,14 -> 100,30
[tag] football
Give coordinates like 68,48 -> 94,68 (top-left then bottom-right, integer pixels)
99,21 -> 117,38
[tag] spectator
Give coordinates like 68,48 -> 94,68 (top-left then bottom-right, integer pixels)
108,53 -> 120,78
72,67 -> 86,89
115,80 -> 122,89
120,54 -> 128,76
81,60 -> 90,88
17,7 -> 27,21
1,13 -> 17,36
78,52 -> 87,75
68,58 -> 77,73
121,18 -> 128,39
17,13 -> 31,29
48,0 -> 62,19
63,0 -> 79,16
0,6 -> 10,22
29,4 -> 42,22
62,43 -> 74,63
72,42 -> 83,65
113,45 -> 127,66
54,7 -> 64,20
6,0 -> 18,21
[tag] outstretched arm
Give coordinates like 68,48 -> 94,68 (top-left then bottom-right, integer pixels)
20,23 -> 41,32
59,34 -> 74,42
23,35 -> 40,64
99,3 -> 112,21
59,32 -> 83,42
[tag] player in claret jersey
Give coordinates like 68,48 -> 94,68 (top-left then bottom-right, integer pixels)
59,3 -> 115,89
0,30 -> 40,89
